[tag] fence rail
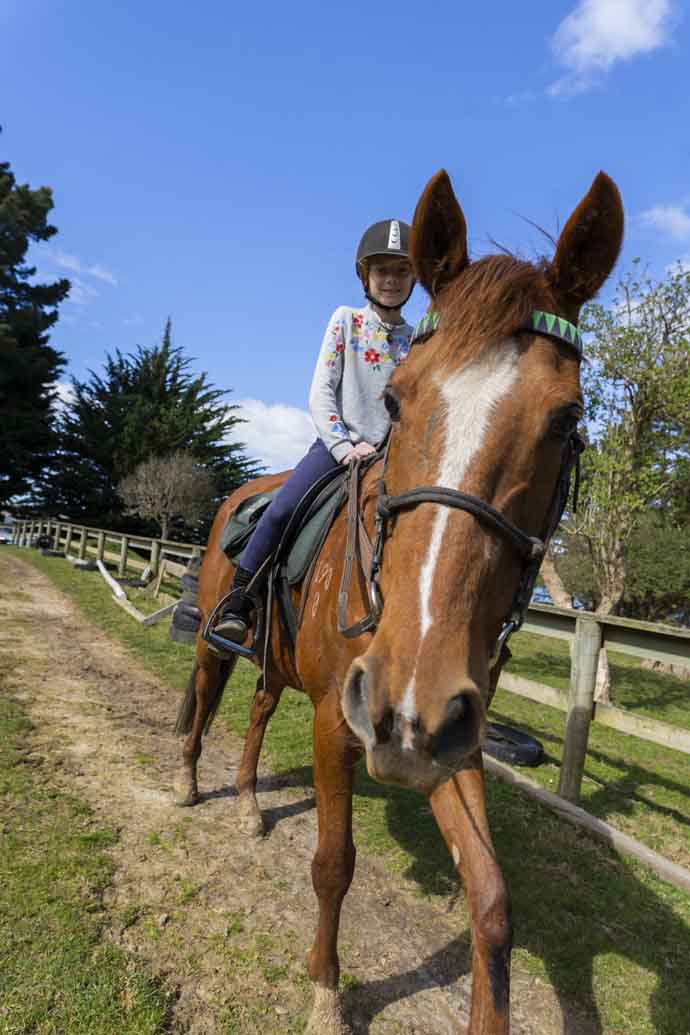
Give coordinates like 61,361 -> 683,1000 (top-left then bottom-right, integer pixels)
12,517 -> 690,803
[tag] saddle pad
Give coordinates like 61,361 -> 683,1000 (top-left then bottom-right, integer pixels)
219,490 -> 279,561
219,473 -> 347,582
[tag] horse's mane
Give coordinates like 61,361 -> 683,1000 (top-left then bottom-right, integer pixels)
431,253 -> 550,371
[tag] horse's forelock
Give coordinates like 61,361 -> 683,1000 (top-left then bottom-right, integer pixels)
431,253 -> 550,370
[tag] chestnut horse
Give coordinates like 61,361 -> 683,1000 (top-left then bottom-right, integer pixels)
175,169 -> 624,1033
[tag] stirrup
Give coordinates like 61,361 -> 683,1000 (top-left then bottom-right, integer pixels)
202,589 -> 259,658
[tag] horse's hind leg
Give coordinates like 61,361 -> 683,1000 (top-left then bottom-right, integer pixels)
173,645 -> 237,806
306,690 -> 360,1035
234,677 -> 284,837
430,754 -> 512,1035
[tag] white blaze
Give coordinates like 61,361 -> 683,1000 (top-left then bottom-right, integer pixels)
401,342 -> 519,720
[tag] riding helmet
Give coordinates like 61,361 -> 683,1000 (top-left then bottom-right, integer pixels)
355,219 -> 411,276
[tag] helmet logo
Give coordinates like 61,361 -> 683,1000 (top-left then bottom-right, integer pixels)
387,220 -> 401,251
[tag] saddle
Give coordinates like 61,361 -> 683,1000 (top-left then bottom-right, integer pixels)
205,455 -> 380,663
219,468 -> 347,586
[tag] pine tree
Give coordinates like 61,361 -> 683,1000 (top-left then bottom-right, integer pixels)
40,320 -> 260,530
0,159 -> 69,507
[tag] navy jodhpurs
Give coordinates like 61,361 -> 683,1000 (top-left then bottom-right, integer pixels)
239,438 -> 339,573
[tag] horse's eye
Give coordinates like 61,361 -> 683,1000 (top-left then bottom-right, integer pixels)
548,410 -> 580,440
384,386 -> 401,422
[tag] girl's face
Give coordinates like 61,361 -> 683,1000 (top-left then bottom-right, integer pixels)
367,257 -> 414,309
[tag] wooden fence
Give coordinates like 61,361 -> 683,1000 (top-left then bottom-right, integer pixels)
12,517 -> 690,804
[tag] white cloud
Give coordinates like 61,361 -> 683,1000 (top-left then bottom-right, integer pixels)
641,203 -> 690,240
66,276 -> 99,306
233,398 -> 315,473
549,0 -> 673,96
50,248 -> 118,285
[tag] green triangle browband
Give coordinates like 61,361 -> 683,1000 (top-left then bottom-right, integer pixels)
526,310 -> 583,357
410,310 -> 440,345
410,308 -> 583,357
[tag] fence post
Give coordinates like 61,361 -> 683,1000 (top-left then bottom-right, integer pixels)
118,535 -> 129,578
64,524 -> 73,557
78,527 -> 87,560
150,539 -> 161,577
558,617 -> 601,803
96,531 -> 105,563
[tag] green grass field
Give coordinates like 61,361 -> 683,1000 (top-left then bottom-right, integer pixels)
4,546 -> 690,1035
0,679 -> 170,1035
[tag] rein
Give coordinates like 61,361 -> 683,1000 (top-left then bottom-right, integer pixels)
336,309 -> 585,658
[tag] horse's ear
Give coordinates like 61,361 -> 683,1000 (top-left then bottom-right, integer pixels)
410,170 -> 469,297
549,172 -> 624,308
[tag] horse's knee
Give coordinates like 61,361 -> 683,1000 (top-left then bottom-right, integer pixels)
253,689 -> 279,720
311,839 -> 356,902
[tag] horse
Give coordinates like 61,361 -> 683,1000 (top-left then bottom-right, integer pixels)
174,168 -> 624,1034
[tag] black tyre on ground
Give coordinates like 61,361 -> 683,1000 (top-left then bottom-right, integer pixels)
482,722 -> 544,767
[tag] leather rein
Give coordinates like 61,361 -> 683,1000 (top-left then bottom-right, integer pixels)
336,309 -> 585,660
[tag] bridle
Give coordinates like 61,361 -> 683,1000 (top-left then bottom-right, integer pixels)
337,308 -> 585,660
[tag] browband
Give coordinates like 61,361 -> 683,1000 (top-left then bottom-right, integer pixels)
410,308 -> 583,358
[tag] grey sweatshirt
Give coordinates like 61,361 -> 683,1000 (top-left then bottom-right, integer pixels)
308,304 -> 414,462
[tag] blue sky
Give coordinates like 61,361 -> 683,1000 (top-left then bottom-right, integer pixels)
2,0 -> 688,469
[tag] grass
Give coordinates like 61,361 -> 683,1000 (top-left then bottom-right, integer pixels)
0,683 -> 170,1034
5,546 -> 690,1035
509,630 -> 690,732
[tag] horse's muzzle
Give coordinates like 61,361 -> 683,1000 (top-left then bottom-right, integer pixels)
341,659 -> 484,794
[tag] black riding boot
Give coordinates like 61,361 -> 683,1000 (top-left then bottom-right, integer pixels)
214,566 -> 255,644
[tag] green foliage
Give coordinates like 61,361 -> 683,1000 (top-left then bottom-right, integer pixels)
563,262 -> 690,616
619,510 -> 690,624
0,160 -> 69,508
39,320 -> 260,530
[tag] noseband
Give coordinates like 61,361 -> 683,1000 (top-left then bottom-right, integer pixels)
337,309 -> 584,660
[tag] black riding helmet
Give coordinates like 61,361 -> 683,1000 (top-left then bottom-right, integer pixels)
356,219 -> 415,311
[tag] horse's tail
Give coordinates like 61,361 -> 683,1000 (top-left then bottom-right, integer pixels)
174,656 -> 238,736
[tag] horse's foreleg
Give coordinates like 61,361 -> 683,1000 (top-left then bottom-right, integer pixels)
234,678 -> 284,837
306,690 -> 360,1035
430,755 -> 512,1035
174,646 -> 236,807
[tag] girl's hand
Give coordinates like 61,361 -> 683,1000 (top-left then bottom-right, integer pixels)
342,441 -> 376,464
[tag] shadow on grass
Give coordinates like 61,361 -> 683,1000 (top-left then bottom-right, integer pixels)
375,768 -> 690,1035
342,934 -> 472,1034
252,751 -> 690,1033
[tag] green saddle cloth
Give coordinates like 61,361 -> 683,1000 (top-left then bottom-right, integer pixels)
219,473 -> 347,585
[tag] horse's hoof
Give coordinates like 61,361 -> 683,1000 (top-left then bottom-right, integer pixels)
173,785 -> 200,807
237,794 -> 264,837
306,986 -> 351,1035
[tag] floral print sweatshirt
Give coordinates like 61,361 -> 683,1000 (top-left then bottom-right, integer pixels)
308,304 -> 413,463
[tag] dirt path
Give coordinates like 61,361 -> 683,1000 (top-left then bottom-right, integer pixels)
0,554 -> 572,1034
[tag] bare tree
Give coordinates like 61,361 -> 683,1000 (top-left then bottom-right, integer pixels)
540,543 -> 573,609
118,451 -> 215,540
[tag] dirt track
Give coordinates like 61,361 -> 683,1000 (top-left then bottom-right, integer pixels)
0,554 -> 574,1034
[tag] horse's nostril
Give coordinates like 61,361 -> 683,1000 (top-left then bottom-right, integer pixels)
350,666 -> 367,705
445,694 -> 466,725
432,692 -> 479,761
374,709 -> 394,744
